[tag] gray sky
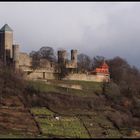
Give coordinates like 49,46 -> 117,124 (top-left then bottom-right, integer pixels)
0,2 -> 140,67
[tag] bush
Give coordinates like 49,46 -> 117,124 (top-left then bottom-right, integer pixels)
0,65 -> 25,97
25,85 -> 40,95
104,82 -> 122,104
131,98 -> 140,117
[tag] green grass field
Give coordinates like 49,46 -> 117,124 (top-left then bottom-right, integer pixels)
48,79 -> 102,92
27,79 -> 102,97
31,107 -> 54,116
31,107 -> 89,138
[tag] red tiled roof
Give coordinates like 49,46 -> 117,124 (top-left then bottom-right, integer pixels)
90,61 -> 109,74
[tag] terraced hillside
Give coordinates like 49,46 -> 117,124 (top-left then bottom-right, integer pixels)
30,107 -> 123,138
1,79 -> 140,138
23,80 -> 140,138
31,107 -> 89,138
0,95 -> 40,138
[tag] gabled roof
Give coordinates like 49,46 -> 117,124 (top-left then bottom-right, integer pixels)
0,24 -> 13,32
101,61 -> 109,69
89,60 -> 109,75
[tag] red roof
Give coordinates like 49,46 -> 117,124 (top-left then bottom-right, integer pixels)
90,61 -> 109,74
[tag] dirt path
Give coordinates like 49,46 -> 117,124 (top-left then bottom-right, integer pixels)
0,95 -> 40,137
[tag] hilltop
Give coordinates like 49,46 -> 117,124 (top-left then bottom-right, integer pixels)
0,71 -> 140,138
0,56 -> 140,138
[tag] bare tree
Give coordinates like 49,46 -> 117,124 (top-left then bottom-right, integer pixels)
77,53 -> 92,72
38,46 -> 56,62
92,56 -> 105,69
30,46 -> 56,69
107,56 -> 130,83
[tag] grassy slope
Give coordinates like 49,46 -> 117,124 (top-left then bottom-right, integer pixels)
0,80 -> 124,138
28,80 -> 103,138
27,80 -> 103,97
27,80 -> 123,138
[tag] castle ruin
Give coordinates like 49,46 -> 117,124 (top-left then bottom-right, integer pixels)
0,24 -> 110,82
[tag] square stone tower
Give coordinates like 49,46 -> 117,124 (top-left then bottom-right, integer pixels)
0,24 -> 13,64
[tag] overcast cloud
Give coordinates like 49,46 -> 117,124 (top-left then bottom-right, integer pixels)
0,2 -> 140,67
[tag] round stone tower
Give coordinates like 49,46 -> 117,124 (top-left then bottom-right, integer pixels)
58,50 -> 67,64
71,49 -> 77,62
13,44 -> 19,68
12,44 -> 19,61
12,44 -> 19,69
71,49 -> 77,68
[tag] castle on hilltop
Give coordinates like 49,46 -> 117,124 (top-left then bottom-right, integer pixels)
0,24 -> 110,82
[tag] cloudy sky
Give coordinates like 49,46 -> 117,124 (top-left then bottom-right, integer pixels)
0,2 -> 140,67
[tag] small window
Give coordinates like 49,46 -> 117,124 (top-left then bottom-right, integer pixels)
43,72 -> 45,79
51,63 -> 53,67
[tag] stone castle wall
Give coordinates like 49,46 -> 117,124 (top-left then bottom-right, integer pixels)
18,52 -> 32,68
65,60 -> 77,68
25,70 -> 58,80
17,50 -> 109,82
63,73 -> 110,82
